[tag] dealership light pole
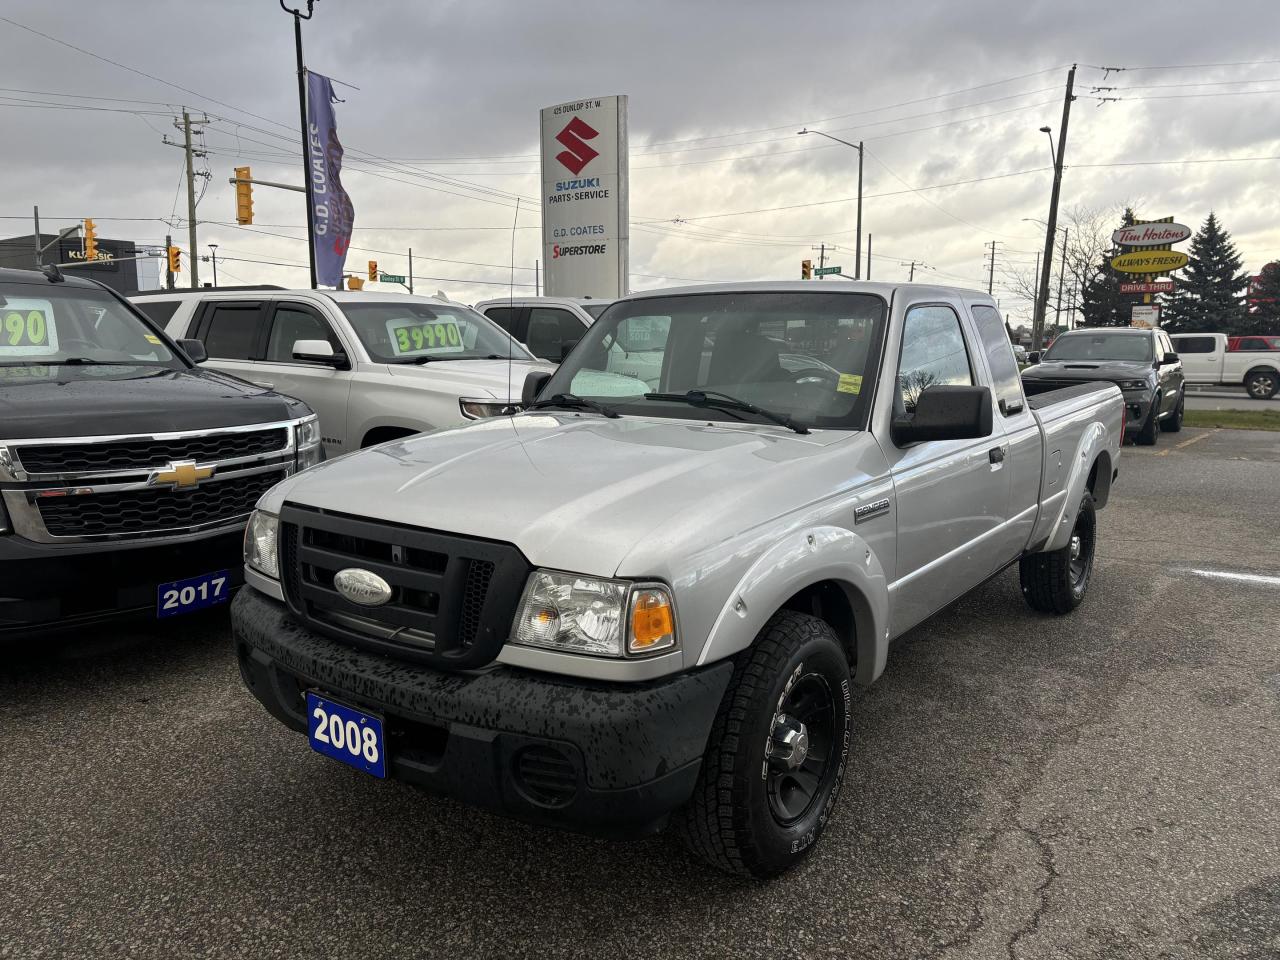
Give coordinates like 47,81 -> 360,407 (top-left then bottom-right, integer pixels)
1031,65 -> 1076,351
208,243 -> 218,287
798,128 -> 863,279
281,0 -> 318,289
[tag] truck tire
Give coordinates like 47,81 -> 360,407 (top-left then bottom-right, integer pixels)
680,611 -> 852,879
1019,494 -> 1096,615
1135,398 -> 1160,445
1161,390 -> 1184,432
1245,369 -> 1278,399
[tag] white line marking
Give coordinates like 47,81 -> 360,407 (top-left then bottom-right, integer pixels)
1185,567 -> 1280,587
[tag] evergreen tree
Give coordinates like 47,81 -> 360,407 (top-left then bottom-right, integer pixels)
1079,208 -> 1135,327
1160,213 -> 1248,334
1238,261 -> 1280,336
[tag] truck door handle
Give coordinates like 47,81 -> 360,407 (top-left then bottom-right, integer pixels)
989,446 -> 1006,464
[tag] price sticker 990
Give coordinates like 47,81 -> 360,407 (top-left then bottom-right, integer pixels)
0,300 -> 58,355
386,318 -> 465,356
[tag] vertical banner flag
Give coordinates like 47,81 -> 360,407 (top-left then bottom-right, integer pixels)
306,72 -> 354,287
539,95 -> 628,299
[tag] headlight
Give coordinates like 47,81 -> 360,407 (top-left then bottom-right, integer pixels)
244,510 -> 280,579
512,571 -> 678,658
294,415 -> 323,468
1118,380 -> 1149,391
459,398 -> 520,420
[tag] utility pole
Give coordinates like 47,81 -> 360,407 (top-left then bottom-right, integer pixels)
1032,64 -> 1076,351
32,206 -> 41,266
866,234 -> 872,280
534,260 -> 540,296
165,233 -> 175,289
408,248 -> 414,294
855,141 -> 863,279
281,0 -> 319,289
985,240 -> 1001,295
1054,227 -> 1068,330
163,111 -> 209,289
907,260 -> 916,282
811,243 -> 827,279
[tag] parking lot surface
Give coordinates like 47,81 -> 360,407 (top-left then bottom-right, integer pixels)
2,427 -> 1278,960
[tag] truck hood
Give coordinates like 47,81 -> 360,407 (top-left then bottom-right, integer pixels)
1023,359 -> 1154,382
384,357 -> 555,401
0,364 -> 310,441
261,412 -> 858,576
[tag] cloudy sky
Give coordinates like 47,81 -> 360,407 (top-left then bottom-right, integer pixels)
2,0 -> 1278,321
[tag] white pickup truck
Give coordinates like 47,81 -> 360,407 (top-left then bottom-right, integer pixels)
1168,332 -> 1280,398
231,281 -> 1123,878
131,289 -> 552,456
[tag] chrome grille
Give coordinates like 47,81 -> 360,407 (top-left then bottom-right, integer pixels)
15,428 -> 287,475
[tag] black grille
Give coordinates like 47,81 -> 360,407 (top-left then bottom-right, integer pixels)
513,746 -> 578,807
278,504 -> 530,670
17,428 -> 288,475
37,471 -> 285,538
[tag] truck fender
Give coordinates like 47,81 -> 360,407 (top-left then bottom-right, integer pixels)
1043,421 -> 1109,553
695,525 -> 890,686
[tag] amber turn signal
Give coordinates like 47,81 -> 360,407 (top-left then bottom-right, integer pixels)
628,588 -> 676,654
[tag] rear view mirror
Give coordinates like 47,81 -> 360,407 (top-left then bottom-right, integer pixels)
522,371 -> 552,407
177,339 -> 207,364
891,385 -> 993,446
293,339 -> 349,369
1026,351 -> 1040,364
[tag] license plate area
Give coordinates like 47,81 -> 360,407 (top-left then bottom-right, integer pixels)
156,569 -> 230,618
306,692 -> 387,779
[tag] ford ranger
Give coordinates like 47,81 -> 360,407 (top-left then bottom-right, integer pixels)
231,281 -> 1123,878
0,267 -> 318,636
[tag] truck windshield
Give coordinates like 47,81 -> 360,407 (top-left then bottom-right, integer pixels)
539,291 -> 888,430
1043,333 -> 1152,363
0,283 -> 180,368
339,302 -> 535,363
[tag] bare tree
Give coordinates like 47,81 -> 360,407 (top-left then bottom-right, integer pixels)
1002,203 -> 1134,329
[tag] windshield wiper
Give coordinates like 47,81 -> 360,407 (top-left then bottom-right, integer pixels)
526,393 -> 621,418
56,358 -> 140,366
644,389 -> 810,434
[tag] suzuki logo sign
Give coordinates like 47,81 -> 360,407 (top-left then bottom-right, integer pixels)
540,96 -> 628,300
554,116 -> 600,175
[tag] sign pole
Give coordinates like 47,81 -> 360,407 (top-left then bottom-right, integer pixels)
282,1 -> 319,290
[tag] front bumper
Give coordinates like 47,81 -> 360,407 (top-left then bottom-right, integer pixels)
231,587 -> 734,838
1122,393 -> 1153,431
0,526 -> 246,636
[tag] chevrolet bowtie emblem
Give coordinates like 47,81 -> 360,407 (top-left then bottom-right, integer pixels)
149,459 -> 215,491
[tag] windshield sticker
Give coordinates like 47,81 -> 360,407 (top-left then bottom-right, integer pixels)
144,334 -> 162,345
385,317 -> 465,356
837,373 -> 863,395
0,299 -> 59,356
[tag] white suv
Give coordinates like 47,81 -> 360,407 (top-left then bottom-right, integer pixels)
131,288 -> 552,457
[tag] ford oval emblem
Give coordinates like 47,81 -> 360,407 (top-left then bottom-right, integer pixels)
334,568 -> 393,606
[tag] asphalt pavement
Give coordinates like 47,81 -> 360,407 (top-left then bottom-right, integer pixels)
1185,384 -> 1280,412
3,427 -> 1279,960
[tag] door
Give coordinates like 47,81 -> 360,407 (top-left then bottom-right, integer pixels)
525,307 -> 588,362
254,302 -> 354,455
1170,334 -> 1220,384
1155,330 -> 1183,413
191,300 -> 268,381
884,303 -> 1010,637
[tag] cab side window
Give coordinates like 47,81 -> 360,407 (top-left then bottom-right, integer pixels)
265,305 -> 339,362
897,305 -> 973,412
483,306 -> 516,333
200,303 -> 263,360
970,305 -> 1024,415
526,308 -> 585,361
134,300 -> 181,327
1173,336 -> 1214,353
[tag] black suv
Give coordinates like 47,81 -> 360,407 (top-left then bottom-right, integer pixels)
0,268 -> 318,635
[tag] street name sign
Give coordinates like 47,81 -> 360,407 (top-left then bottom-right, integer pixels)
814,265 -> 842,276
379,273 -> 406,284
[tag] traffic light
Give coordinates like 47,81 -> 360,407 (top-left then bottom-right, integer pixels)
347,275 -> 365,290
367,260 -> 378,282
234,166 -> 254,225
167,246 -> 181,273
83,219 -> 98,260
801,259 -> 812,280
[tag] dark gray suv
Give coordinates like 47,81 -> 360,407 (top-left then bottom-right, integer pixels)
1022,327 -> 1185,445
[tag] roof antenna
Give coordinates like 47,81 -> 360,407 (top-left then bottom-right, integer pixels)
506,197 -> 520,413
41,263 -> 65,283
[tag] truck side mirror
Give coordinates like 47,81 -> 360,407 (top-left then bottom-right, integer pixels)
177,339 -> 207,364
891,385 -> 993,446
293,339 -> 350,370
1026,351 -> 1040,364
522,370 -> 552,407
1161,352 -> 1179,365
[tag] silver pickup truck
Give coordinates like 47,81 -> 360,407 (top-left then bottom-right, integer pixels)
231,281 -> 1123,878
